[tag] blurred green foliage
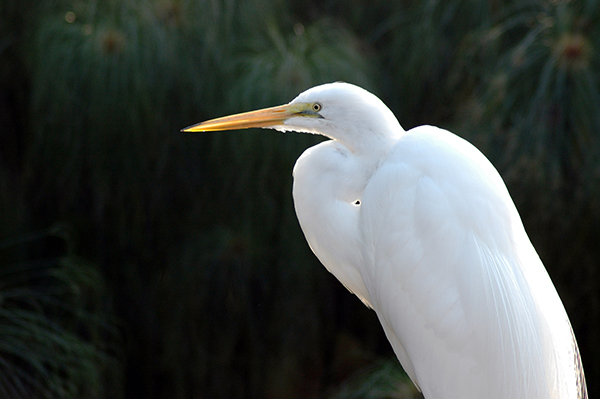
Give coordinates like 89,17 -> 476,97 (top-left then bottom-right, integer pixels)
1,0 -> 598,397
0,227 -> 120,398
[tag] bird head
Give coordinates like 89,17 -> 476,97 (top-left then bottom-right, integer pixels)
182,82 -> 403,153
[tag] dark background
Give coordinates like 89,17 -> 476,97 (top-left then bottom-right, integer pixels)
1,0 -> 599,397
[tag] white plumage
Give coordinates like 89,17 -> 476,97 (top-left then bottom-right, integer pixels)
183,82 -> 587,399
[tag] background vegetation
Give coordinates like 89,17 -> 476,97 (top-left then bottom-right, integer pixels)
1,0 -> 599,397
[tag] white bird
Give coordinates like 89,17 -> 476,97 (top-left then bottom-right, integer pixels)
182,82 -> 587,399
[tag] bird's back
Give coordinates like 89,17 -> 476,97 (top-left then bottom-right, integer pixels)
359,126 -> 585,399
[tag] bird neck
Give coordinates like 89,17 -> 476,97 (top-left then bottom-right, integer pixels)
332,132 -> 399,163
292,140 -> 378,306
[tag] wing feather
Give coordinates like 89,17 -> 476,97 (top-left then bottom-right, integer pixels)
359,126 -> 580,399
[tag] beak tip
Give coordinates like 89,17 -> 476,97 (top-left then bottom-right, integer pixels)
180,125 -> 199,133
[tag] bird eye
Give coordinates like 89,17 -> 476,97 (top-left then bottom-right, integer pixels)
312,102 -> 322,112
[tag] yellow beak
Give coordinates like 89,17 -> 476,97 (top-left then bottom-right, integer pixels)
181,103 -> 318,132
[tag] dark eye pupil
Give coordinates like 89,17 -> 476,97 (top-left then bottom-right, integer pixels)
313,103 -> 321,111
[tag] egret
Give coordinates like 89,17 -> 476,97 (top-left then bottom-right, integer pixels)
182,82 -> 587,399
